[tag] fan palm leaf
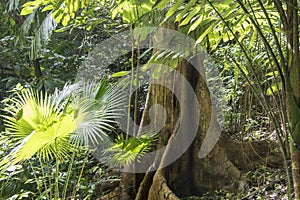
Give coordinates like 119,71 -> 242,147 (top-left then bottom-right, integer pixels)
72,80 -> 126,146
1,80 -> 126,169
1,89 -> 76,168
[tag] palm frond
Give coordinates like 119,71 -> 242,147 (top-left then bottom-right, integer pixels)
29,11 -> 57,59
72,80 -> 126,146
6,0 -> 21,12
14,6 -> 57,59
1,88 -> 76,169
104,134 -> 157,168
1,80 -> 126,170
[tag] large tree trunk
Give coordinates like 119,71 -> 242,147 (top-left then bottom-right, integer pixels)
97,0 -> 300,198
99,56 -> 283,200
286,0 -> 300,198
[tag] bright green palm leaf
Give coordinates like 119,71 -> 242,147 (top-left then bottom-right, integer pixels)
105,134 -> 157,167
10,114 -> 76,163
4,90 -> 59,136
1,80 -> 126,170
1,88 -> 77,169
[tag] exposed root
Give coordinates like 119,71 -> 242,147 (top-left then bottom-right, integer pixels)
135,172 -> 155,200
148,170 -> 180,200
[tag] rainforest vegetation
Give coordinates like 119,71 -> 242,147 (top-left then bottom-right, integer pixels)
0,0 -> 300,199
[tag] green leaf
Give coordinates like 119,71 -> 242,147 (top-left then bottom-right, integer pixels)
175,0 -> 197,22
265,71 -> 279,77
41,4 -> 54,12
74,0 -> 80,11
105,134 -> 157,167
179,5 -> 200,26
20,6 -> 36,15
153,0 -> 169,9
1,89 -> 76,167
111,71 -> 130,78
12,114 -> 76,163
165,0 -> 184,19
53,10 -> 64,24
95,79 -> 109,100
20,0 -> 43,15
62,14 -> 71,26
111,1 -> 126,19
266,82 -> 282,95
195,21 -> 217,44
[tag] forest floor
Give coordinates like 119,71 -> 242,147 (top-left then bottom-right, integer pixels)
100,132 -> 289,199
181,163 -> 288,200
100,156 -> 289,200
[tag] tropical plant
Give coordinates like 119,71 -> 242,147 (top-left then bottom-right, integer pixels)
4,0 -> 117,59
159,0 -> 298,198
3,0 -> 296,199
0,79 -> 125,199
105,133 -> 157,167
93,1 -> 297,199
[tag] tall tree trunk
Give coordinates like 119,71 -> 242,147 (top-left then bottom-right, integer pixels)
97,25 -> 284,200
99,53 -> 283,200
286,0 -> 300,198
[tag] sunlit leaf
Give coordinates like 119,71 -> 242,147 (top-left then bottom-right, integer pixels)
266,82 -> 282,95
111,71 -> 130,78
105,134 -> 157,167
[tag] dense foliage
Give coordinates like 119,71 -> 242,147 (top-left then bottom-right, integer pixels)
1,0 -> 299,199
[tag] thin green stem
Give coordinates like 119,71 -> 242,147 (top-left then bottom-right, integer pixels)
38,158 -> 51,200
72,151 -> 89,197
46,162 -> 53,199
126,24 -> 135,140
55,157 -> 60,200
62,150 -> 76,199
254,0 -> 287,74
28,160 -> 42,197
237,0 -> 285,86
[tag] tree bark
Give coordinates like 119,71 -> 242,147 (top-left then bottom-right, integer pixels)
98,57 -> 283,200
286,0 -> 300,198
